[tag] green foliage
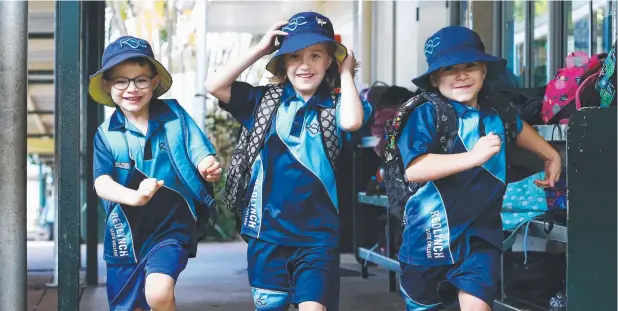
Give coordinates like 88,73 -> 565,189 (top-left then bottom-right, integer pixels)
200,109 -> 241,241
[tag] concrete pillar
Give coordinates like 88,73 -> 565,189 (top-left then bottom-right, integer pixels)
0,1 -> 28,310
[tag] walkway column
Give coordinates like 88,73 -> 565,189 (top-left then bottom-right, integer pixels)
81,0 -> 105,287
56,1 -> 82,310
0,1 -> 28,310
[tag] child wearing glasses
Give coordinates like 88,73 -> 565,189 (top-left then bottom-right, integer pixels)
89,35 -> 222,311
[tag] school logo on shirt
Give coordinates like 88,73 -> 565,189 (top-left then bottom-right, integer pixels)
306,120 -> 320,137
426,210 -> 447,259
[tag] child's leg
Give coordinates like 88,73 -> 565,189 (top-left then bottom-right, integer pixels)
298,301 -> 326,311
440,238 -> 500,311
289,246 -> 340,311
457,290 -> 491,311
106,263 -> 149,311
247,238 -> 294,311
143,242 -> 190,311
399,263 -> 447,311
144,273 -> 176,311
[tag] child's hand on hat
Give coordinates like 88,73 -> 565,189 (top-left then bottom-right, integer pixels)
134,178 -> 165,206
256,21 -> 289,55
339,48 -> 359,77
198,155 -> 222,182
470,132 -> 502,166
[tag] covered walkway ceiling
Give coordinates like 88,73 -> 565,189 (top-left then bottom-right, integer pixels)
27,0 -> 55,158
26,0 -> 340,159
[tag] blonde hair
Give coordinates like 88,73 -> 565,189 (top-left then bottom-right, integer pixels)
269,42 -> 340,89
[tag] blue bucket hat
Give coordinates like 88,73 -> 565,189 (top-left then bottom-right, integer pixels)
88,36 -> 173,107
265,12 -> 347,75
412,26 -> 506,90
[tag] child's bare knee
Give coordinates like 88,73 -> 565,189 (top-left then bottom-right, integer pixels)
458,290 -> 491,311
145,273 -> 175,310
298,301 -> 327,311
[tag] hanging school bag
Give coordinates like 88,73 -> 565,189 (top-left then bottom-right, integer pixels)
595,41 -> 616,107
541,51 -> 606,124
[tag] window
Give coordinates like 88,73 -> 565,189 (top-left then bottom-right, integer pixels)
592,1 -> 615,53
531,0 -> 549,86
565,0 -> 592,54
459,0 -> 472,28
502,0 -> 526,86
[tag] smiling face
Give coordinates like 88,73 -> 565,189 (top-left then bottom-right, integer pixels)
282,43 -> 333,100
103,58 -> 160,117
430,62 -> 487,107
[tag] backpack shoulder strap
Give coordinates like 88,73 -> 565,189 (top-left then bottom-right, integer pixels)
485,92 -> 518,144
247,84 -> 284,160
223,84 -> 283,215
317,91 -> 340,171
482,92 -> 519,180
384,92 -> 457,162
419,92 -> 459,153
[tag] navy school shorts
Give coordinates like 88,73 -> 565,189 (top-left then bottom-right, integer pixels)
106,240 -> 190,311
399,237 -> 501,311
247,238 -> 340,311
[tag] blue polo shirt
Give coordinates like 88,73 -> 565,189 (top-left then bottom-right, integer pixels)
223,81 -> 372,247
94,100 -> 215,258
397,100 -> 523,266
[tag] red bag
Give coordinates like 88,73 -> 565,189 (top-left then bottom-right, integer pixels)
541,52 -> 604,124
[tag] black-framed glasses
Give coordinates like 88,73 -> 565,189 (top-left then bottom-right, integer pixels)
111,76 -> 155,90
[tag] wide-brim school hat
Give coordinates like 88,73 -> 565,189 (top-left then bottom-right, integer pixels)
412,26 -> 507,90
88,36 -> 173,107
265,12 -> 347,75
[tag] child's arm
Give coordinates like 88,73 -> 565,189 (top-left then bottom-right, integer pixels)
94,176 -> 163,207
205,21 -> 288,104
93,131 -> 163,206
405,134 -> 500,183
397,103 -> 500,183
516,121 -> 562,187
174,103 -> 222,182
338,50 -> 366,131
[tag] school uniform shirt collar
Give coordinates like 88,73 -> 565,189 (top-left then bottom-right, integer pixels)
281,81 -> 335,108
448,93 -> 498,118
449,99 -> 492,118
108,99 -> 178,132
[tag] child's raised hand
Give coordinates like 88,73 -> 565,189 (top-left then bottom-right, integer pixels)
198,155 -> 223,182
339,48 -> 358,76
256,21 -> 289,55
470,132 -> 501,166
134,178 -> 164,206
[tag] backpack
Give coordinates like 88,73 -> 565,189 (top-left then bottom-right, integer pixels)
383,92 -> 519,221
496,86 -> 546,125
223,84 -> 341,219
595,41 -> 616,107
541,51 -> 606,124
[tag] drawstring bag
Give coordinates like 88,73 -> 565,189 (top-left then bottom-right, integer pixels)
501,172 -> 548,263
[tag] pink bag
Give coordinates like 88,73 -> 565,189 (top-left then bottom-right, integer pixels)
541,51 -> 604,124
